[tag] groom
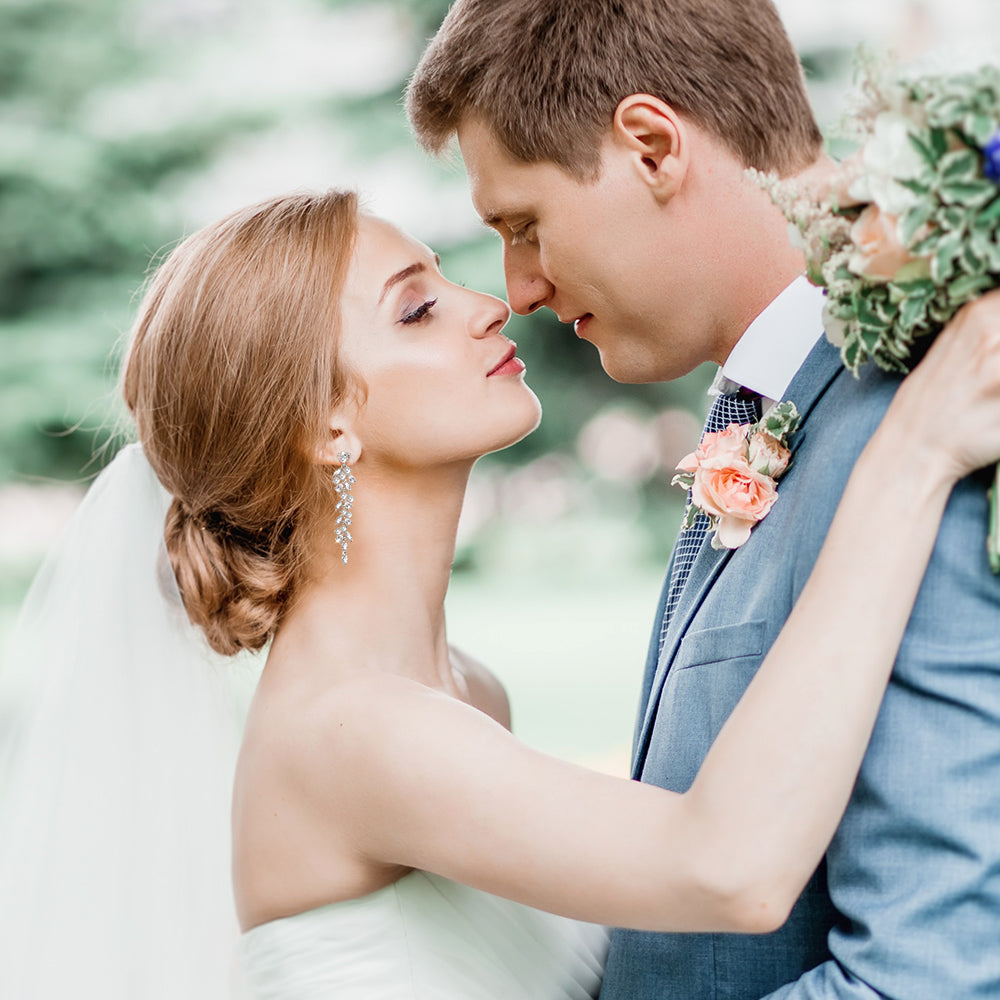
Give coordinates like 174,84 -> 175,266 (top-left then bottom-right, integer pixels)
407,2 -> 1000,998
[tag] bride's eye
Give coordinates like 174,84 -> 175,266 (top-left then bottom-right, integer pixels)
400,298 -> 438,325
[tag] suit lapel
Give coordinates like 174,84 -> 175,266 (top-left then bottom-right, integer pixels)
631,539 -> 734,777
631,337 -> 846,779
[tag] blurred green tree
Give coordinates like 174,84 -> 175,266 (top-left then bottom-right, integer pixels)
1,0 -> 846,499
0,0 -> 272,479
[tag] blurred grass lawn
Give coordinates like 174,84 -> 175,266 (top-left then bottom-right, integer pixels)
446,567 -> 664,776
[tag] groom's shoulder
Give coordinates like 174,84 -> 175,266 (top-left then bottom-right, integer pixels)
768,354 -> 902,563
795,346 -> 903,465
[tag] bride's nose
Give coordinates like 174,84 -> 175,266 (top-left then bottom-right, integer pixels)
469,292 -> 511,339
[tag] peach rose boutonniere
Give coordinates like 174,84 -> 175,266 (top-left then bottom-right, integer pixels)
672,401 -> 800,550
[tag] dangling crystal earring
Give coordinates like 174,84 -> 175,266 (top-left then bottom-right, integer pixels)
332,451 -> 355,565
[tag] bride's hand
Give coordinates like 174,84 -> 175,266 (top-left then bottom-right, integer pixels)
880,288 -> 1000,484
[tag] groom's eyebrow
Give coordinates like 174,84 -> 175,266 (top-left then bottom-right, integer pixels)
481,210 -> 514,231
378,254 -> 441,305
481,208 -> 532,234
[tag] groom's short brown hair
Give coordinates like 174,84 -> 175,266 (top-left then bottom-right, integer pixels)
406,0 -> 822,179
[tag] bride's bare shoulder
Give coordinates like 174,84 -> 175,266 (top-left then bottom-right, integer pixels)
244,668 -> 490,772
449,645 -> 511,730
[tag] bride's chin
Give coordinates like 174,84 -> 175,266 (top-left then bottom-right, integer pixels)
505,397 -> 543,447
489,416 -> 543,457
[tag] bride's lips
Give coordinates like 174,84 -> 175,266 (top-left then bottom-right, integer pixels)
573,314 -> 593,338
486,343 -> 526,377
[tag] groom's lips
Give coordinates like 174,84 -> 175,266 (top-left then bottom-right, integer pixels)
573,314 -> 593,338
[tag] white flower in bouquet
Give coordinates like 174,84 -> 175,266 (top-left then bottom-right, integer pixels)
850,111 -> 927,216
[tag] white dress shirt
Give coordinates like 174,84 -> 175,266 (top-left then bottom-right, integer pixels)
709,274 -> 827,414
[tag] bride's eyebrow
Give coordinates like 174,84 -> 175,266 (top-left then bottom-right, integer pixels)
377,254 -> 442,305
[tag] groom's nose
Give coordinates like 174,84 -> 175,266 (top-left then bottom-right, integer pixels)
503,244 -> 554,315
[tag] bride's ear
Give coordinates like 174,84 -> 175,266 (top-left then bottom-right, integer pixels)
315,422 -> 363,468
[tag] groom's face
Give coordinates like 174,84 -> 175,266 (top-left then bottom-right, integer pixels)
458,117 -> 721,384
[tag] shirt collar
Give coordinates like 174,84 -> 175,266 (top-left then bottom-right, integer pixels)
711,275 -> 826,405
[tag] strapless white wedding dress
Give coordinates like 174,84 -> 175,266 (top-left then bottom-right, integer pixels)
239,869 -> 609,999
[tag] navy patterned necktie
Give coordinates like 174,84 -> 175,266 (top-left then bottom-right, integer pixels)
657,389 -> 762,656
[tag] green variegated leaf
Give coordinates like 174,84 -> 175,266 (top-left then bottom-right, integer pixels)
854,298 -> 885,326
899,178 -> 932,197
940,204 -> 969,232
876,351 -> 910,374
843,337 -> 862,373
932,231 -> 964,280
900,294 -> 929,329
977,197 -> 1000,227
970,113 -> 999,145
859,326 -> 883,353
983,241 -> 1000,270
900,202 -> 936,244
929,127 -> 950,157
884,331 -> 914,357
873,297 -> 900,322
759,401 -> 801,439
806,261 -> 827,287
894,259 -> 933,284
940,180 -> 998,208
939,148 -> 979,180
958,241 -> 982,273
908,132 -> 940,169
892,277 -> 935,296
931,256 -> 953,283
948,272 -> 996,300
910,229 -> 944,255
970,229 -> 997,258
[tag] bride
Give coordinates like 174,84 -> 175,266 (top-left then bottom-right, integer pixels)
2,188 -> 1000,999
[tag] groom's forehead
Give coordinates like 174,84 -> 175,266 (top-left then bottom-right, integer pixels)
459,116 -> 580,220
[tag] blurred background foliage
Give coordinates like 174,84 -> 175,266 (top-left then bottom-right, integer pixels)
1,0 -> 996,762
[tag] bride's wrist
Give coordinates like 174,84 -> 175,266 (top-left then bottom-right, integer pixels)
861,417 -> 959,507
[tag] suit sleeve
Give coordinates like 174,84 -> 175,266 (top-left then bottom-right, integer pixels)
760,462 -> 1000,1000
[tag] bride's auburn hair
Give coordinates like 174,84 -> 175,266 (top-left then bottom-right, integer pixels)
122,189 -> 359,656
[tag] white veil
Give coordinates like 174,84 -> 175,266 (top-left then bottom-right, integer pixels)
0,443 -> 246,998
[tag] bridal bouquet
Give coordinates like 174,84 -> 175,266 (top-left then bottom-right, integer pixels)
756,56 -> 1000,571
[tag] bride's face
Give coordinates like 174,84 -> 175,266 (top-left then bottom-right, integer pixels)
337,215 -> 541,467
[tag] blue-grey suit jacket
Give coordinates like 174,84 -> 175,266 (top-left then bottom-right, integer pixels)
599,337 -> 1000,1000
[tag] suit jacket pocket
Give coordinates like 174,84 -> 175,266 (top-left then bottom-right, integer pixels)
645,619 -> 770,791
674,619 -> 766,669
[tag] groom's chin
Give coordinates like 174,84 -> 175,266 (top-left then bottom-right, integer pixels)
594,344 -> 690,386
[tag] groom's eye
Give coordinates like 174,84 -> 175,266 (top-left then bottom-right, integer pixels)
509,222 -> 537,247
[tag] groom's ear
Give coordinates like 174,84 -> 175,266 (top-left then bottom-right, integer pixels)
612,95 -> 689,203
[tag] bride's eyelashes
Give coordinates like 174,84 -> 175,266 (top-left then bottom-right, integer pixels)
400,298 -> 439,325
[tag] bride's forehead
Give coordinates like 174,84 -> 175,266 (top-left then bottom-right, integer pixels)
353,214 -> 431,267
341,215 -> 435,312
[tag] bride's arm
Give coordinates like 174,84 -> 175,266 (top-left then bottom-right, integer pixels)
321,291 -> 1000,933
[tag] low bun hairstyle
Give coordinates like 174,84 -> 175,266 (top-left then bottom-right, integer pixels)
122,190 -> 359,655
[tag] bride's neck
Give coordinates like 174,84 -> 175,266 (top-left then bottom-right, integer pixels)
269,461 -> 473,690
